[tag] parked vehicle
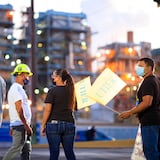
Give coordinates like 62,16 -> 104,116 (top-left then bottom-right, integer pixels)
75,126 -> 115,141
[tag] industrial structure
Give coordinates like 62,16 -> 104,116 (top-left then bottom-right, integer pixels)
95,31 -> 153,119
97,31 -> 151,94
16,9 -> 93,96
0,4 -> 14,89
0,5 -> 94,121
35,10 -> 93,88
0,6 -> 93,92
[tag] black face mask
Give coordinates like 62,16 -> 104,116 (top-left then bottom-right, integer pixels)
52,78 -> 56,86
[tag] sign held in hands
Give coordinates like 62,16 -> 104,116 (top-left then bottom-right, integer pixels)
75,76 -> 96,109
87,68 -> 126,106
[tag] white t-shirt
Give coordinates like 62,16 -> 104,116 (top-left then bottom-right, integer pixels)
8,82 -> 31,127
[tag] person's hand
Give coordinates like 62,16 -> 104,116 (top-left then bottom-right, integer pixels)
24,124 -> 33,136
40,125 -> 46,136
10,127 -> 13,136
118,110 -> 132,119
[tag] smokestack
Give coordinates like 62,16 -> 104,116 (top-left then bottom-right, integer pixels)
127,31 -> 133,43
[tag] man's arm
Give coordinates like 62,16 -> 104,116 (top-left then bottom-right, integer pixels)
41,103 -> 52,136
15,100 -> 32,135
0,76 -> 6,98
119,95 -> 153,119
0,76 -> 6,126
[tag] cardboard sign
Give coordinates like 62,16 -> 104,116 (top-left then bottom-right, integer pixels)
75,77 -> 96,109
87,68 -> 126,106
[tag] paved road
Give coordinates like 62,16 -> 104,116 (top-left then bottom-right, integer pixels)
0,147 -> 133,160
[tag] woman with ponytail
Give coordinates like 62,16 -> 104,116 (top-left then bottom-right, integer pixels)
41,69 -> 76,160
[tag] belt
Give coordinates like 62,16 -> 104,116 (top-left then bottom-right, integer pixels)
12,125 -> 25,131
50,120 -> 74,124
51,120 -> 58,124
12,125 -> 24,129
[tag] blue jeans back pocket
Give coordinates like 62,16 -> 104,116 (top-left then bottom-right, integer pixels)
46,123 -> 58,134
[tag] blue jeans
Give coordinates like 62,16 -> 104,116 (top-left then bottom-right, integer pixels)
141,125 -> 160,160
46,121 -> 76,160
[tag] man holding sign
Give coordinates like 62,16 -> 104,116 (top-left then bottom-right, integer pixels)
119,58 -> 160,160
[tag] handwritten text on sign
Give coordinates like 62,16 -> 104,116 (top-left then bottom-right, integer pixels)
75,77 -> 96,109
87,68 -> 126,106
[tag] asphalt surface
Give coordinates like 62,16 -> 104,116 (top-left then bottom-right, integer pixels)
0,146 -> 133,160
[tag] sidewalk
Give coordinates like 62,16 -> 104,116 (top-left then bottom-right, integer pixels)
0,139 -> 135,149
0,139 -> 135,160
0,147 -> 133,160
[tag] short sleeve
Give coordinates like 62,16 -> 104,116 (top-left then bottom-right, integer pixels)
12,85 -> 23,103
44,88 -> 55,104
142,79 -> 154,97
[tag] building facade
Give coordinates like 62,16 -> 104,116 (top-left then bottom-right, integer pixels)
15,9 -> 93,92
35,10 -> 93,91
0,4 -> 14,88
1,7 -> 93,121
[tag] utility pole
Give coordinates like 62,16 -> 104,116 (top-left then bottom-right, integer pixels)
29,0 -> 37,143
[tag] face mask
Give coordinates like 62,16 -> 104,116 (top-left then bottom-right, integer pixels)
23,78 -> 30,85
52,78 -> 56,86
135,66 -> 144,77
